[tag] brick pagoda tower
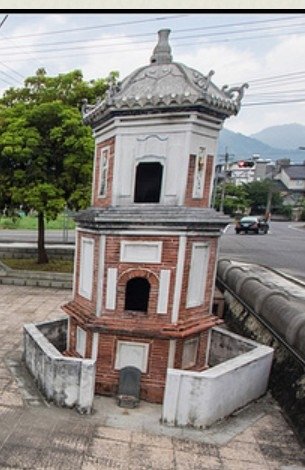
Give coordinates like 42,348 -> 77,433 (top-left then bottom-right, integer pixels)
63,30 -> 247,403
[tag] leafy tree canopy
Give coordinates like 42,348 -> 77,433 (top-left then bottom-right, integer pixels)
0,68 -> 118,262
1,68 -> 118,109
242,179 -> 283,214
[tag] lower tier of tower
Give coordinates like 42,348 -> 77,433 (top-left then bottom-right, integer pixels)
63,314 -> 221,403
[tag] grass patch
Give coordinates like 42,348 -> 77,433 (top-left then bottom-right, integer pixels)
2,258 -> 73,273
0,213 -> 76,230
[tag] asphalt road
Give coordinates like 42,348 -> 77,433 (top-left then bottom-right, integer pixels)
0,221 -> 304,281
219,221 -> 305,281
0,229 -> 75,244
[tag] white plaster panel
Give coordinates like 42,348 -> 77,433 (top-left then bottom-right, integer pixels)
76,326 -> 86,358
98,146 -> 110,198
164,138 -> 184,198
96,235 -> 106,316
106,268 -> 118,310
79,238 -> 94,300
136,134 -> 168,157
115,341 -> 149,373
91,333 -> 99,360
120,241 -> 162,263
91,145 -> 98,205
186,243 -> 209,308
188,123 -> 220,157
182,337 -> 199,369
167,340 -> 176,368
157,269 -> 171,314
171,236 -> 186,323
192,147 -> 206,199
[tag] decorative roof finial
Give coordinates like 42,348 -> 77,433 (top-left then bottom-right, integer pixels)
150,29 -> 173,65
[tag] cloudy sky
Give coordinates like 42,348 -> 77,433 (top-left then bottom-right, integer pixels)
0,11 -> 304,136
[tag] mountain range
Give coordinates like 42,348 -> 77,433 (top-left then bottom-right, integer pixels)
218,123 -> 305,164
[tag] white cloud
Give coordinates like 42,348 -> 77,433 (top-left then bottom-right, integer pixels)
175,43 -> 259,86
80,34 -> 153,81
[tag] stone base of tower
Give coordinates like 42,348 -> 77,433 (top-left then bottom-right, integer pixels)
63,303 -> 222,404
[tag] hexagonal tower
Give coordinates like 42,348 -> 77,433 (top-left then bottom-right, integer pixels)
63,30 -> 247,403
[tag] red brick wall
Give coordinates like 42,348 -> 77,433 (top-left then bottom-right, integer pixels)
67,322 -> 209,401
94,334 -> 169,403
102,235 -> 180,323
68,318 -> 93,358
178,236 -> 218,322
72,231 -> 218,323
197,331 -> 209,369
73,230 -> 101,316
68,231 -> 218,403
174,331 -> 209,370
184,154 -> 214,208
92,137 -> 115,207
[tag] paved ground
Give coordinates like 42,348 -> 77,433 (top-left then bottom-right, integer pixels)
0,284 -> 304,469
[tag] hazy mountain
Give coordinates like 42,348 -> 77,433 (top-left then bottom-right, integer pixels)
218,126 -> 305,164
251,123 -> 305,150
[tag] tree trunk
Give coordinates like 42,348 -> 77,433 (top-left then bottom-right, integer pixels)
37,211 -> 48,264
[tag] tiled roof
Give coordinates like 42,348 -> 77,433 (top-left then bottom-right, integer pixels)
83,29 -> 248,126
284,165 -> 305,180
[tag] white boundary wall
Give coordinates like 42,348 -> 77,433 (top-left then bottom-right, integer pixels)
162,328 -> 273,428
23,322 -> 96,414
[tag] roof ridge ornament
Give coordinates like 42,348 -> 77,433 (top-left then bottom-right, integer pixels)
222,83 -> 249,103
150,29 -> 173,65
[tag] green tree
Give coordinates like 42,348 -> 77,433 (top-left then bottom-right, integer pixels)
214,182 -> 249,215
0,69 -> 117,263
1,68 -> 118,109
243,180 -> 283,215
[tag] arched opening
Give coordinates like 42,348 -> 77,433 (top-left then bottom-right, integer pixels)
125,277 -> 150,312
134,162 -> 163,203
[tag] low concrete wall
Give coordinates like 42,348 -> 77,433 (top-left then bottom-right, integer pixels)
23,319 -> 95,413
36,318 -> 68,352
162,328 -> 273,429
0,245 -> 74,260
209,327 -> 254,366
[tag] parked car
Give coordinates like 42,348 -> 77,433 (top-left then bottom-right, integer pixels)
235,216 -> 269,235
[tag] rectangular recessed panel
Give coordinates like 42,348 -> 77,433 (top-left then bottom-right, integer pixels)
120,241 -> 162,263
157,269 -> 171,314
79,238 -> 94,300
115,341 -> 149,373
186,243 -> 209,308
106,268 -> 118,310
76,326 -> 86,357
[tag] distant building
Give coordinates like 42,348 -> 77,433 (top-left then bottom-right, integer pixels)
215,156 -> 272,186
273,161 -> 305,206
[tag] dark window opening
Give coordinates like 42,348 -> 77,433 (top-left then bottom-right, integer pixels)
134,162 -> 163,203
125,277 -> 150,312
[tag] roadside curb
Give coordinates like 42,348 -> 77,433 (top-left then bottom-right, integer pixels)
0,261 -> 72,290
262,265 -> 305,288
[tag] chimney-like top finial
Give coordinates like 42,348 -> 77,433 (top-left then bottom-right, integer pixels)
150,29 -> 173,65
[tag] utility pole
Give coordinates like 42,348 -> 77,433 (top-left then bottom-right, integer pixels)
218,147 -> 234,213
265,186 -> 273,221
